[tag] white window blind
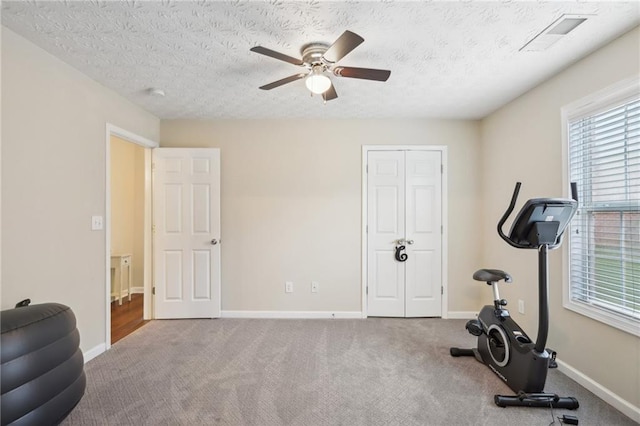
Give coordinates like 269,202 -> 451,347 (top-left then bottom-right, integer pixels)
568,95 -> 640,334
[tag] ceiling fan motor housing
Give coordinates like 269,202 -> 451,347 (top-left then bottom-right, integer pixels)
301,43 -> 331,68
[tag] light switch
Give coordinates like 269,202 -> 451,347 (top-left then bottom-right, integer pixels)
91,215 -> 104,231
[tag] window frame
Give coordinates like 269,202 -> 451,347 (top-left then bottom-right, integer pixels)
561,76 -> 640,337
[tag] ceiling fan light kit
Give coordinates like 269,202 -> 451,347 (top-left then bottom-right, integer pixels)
305,66 -> 332,95
250,30 -> 391,102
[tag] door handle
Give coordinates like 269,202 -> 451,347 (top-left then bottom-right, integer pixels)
211,239 -> 218,245
396,238 -> 414,245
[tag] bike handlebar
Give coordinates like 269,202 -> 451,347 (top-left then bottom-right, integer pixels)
497,182 -> 526,248
570,182 -> 578,203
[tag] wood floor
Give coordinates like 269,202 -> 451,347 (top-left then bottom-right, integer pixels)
111,293 -> 149,344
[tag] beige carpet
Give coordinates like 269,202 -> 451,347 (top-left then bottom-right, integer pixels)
63,318 -> 636,425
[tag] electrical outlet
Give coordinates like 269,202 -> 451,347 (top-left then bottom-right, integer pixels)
311,281 -> 319,293
285,281 -> 293,293
518,299 -> 525,314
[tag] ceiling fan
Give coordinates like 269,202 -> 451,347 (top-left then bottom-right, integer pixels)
250,30 -> 391,102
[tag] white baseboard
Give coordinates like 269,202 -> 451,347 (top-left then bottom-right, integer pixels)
83,343 -> 106,363
557,359 -> 640,423
221,310 -> 363,319
110,286 -> 144,302
447,311 -> 477,319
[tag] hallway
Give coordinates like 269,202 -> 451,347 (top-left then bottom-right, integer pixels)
111,294 -> 148,344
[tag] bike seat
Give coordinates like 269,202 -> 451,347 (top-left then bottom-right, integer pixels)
473,269 -> 512,283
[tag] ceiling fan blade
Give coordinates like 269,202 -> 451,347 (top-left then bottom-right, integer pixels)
333,66 -> 391,82
250,46 -> 304,66
322,84 -> 338,102
322,30 -> 364,63
258,73 -> 307,90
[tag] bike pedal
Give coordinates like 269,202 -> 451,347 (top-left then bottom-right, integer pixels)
546,347 -> 558,368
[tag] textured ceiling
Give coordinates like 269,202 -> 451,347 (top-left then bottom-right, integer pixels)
1,1 -> 639,120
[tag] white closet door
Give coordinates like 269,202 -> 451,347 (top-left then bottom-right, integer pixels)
405,151 -> 442,317
367,151 -> 406,317
367,150 -> 442,317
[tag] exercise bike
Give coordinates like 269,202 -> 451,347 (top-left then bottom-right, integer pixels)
450,182 -> 580,410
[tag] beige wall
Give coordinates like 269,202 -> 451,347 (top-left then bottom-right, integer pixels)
160,119 -> 483,314
480,27 -> 640,407
133,144 -> 146,291
0,26 -> 3,306
110,136 -> 145,293
1,28 -> 160,352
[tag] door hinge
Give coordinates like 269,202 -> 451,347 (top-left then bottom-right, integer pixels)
366,286 -> 368,295
366,164 -> 368,173
441,286 -> 443,295
152,162 -> 156,171
441,225 -> 443,234
441,164 -> 443,174
366,225 -> 368,233
152,287 -> 156,295
152,224 -> 156,234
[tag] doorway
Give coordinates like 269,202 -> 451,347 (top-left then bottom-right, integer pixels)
105,124 -> 158,349
362,146 -> 448,318
110,136 -> 147,343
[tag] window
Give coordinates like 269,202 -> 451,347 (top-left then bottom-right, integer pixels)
563,78 -> 640,336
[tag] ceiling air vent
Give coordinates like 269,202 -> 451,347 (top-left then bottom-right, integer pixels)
520,14 -> 589,52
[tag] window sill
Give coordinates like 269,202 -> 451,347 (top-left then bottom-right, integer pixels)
563,299 -> 640,338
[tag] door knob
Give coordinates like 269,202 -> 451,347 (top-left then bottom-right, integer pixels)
211,239 -> 218,245
396,238 -> 414,245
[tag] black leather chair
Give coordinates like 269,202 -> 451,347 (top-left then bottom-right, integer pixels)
1,302 -> 86,425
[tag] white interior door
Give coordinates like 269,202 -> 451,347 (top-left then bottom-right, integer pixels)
367,151 -> 406,317
405,151 -> 442,317
153,148 -> 221,319
367,149 -> 442,317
